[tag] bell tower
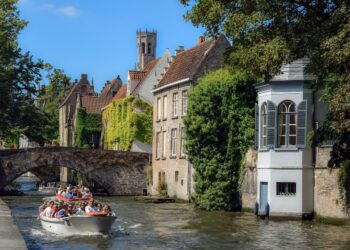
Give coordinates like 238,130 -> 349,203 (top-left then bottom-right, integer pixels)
137,30 -> 157,71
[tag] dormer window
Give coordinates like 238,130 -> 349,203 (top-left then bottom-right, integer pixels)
278,101 -> 296,147
261,103 -> 267,148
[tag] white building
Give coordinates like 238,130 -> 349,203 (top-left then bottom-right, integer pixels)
255,58 -> 316,218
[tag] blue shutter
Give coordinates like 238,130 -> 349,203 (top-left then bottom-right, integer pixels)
297,100 -> 308,148
267,100 -> 276,148
254,103 -> 259,149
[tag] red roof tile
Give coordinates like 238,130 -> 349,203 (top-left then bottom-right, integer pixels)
81,95 -> 111,114
113,85 -> 127,101
158,38 -> 218,87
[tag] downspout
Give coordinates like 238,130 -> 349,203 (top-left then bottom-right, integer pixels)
187,80 -> 193,202
312,89 -> 317,215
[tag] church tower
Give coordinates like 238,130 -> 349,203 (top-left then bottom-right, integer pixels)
137,30 -> 157,70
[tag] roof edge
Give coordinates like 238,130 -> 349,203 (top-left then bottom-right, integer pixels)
152,78 -> 191,94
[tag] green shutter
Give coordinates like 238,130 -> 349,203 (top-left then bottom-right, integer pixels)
267,100 -> 276,148
297,100 -> 307,148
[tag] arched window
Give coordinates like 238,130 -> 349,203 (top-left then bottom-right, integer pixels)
261,102 -> 267,147
142,42 -> 145,54
278,101 -> 296,147
147,43 -> 152,54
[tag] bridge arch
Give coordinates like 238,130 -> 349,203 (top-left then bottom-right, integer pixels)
0,147 -> 150,195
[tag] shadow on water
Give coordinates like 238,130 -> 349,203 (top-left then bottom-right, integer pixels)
3,193 -> 350,250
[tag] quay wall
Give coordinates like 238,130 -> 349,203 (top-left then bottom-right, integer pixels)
0,198 -> 27,249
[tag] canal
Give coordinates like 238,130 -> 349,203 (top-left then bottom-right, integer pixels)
3,179 -> 350,249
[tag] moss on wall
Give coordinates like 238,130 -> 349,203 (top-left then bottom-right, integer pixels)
74,108 -> 102,148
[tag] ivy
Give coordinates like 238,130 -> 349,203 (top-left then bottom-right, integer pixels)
102,96 -> 152,151
74,108 -> 102,148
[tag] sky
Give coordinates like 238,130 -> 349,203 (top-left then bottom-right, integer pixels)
17,0 -> 204,92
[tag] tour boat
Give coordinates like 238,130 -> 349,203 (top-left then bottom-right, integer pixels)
38,186 -> 57,194
56,194 -> 91,203
39,214 -> 117,235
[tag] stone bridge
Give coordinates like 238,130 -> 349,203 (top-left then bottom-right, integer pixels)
0,147 -> 150,195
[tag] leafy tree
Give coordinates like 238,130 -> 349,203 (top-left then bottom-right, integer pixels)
38,66 -> 71,142
0,0 -> 46,143
184,69 -> 256,211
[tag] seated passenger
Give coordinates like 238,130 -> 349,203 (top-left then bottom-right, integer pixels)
66,204 -> 74,216
65,191 -> 73,199
39,201 -> 48,214
102,205 -> 113,216
51,205 -> 58,218
43,201 -> 54,217
96,203 -> 103,212
56,204 -> 68,218
85,200 -> 97,213
75,203 -> 86,216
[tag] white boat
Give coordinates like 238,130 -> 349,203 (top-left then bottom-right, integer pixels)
38,187 -> 57,194
40,215 -> 116,235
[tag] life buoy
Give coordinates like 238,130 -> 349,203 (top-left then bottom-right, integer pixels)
56,194 -> 90,202
86,212 -> 108,217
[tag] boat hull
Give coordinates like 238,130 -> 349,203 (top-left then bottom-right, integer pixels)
40,215 -> 116,235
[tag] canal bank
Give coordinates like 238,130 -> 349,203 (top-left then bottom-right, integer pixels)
0,198 -> 27,250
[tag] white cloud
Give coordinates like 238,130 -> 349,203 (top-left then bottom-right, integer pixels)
56,6 -> 78,17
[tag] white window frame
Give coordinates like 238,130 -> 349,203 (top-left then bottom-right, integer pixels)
162,131 -> 167,158
171,128 -> 177,157
173,93 -> 178,117
163,95 -> 167,119
156,132 -> 161,159
182,90 -> 188,115
261,103 -> 267,148
157,97 -> 161,121
180,127 -> 185,157
278,100 -> 296,148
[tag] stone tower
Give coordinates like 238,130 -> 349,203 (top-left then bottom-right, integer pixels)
137,30 -> 157,70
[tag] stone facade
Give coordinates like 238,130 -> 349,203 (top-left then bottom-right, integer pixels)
241,148 -> 257,209
0,147 -> 149,195
151,36 -> 230,200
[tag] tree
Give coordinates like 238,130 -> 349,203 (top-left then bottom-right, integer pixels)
184,69 -> 256,210
0,0 -> 45,143
37,66 -> 71,142
180,1 -> 350,83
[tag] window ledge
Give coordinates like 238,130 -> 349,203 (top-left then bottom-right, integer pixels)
172,116 -> 178,120
181,114 -> 186,118
179,155 -> 186,159
162,118 -> 167,121
274,148 -> 299,152
259,148 -> 269,152
169,155 -> 177,159
161,157 -> 166,160
156,119 -> 161,123
276,194 -> 296,196
155,158 -> 160,161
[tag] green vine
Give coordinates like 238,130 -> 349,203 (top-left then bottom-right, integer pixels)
338,160 -> 350,214
102,96 -> 152,151
74,108 -> 102,148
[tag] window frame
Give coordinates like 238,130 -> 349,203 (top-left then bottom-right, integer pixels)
180,127 -> 186,157
156,132 -> 161,160
170,128 -> 177,157
276,182 -> 296,196
172,93 -> 178,118
277,100 -> 296,148
182,90 -> 188,116
261,102 -> 268,148
156,97 -> 161,121
162,131 -> 167,159
163,95 -> 167,120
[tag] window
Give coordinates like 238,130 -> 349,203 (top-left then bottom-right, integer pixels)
171,128 -> 177,157
157,97 -> 161,121
175,171 -> 179,182
276,182 -> 296,195
278,101 -> 296,147
173,93 -> 178,117
180,127 -> 185,157
163,96 -> 167,119
162,131 -> 167,158
182,91 -> 188,115
147,43 -> 152,54
142,42 -> 145,54
156,132 -> 161,159
261,103 -> 267,147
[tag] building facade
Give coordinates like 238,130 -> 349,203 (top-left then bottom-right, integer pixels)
254,58 -> 328,218
151,36 -> 230,200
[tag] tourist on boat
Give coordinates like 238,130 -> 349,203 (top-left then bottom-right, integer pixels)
65,190 -> 74,199
75,202 -> 86,216
102,205 -> 113,216
85,199 -> 97,213
66,204 -> 74,216
39,201 -> 48,214
96,203 -> 103,212
56,204 -> 68,218
43,201 -> 54,217
51,204 -> 58,217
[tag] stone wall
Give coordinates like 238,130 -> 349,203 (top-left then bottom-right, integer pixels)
241,148 -> 257,209
314,147 -> 348,218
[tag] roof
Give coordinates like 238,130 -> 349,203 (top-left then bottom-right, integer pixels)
158,38 -> 218,87
59,75 -> 94,107
100,76 -> 122,97
113,85 -> 127,101
81,95 -> 112,114
271,58 -> 314,82
130,58 -> 160,95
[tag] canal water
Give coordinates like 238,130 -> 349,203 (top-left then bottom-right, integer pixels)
3,178 -> 350,249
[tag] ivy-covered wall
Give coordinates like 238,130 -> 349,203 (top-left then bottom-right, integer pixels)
74,108 -> 102,148
102,96 -> 152,151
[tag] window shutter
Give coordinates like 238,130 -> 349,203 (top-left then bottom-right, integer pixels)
297,100 -> 307,148
254,103 -> 259,149
267,100 -> 276,148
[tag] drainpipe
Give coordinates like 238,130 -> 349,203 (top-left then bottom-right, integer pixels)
187,80 -> 194,202
312,89 -> 317,215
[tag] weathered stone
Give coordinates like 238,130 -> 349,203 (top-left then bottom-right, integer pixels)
0,147 -> 149,196
241,148 -> 257,209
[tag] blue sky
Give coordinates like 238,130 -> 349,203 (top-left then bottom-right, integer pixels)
17,0 -> 204,92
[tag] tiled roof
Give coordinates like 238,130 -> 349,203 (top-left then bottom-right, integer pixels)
81,95 -> 112,114
158,38 -> 218,87
101,76 -> 122,97
113,85 -> 127,101
131,58 -> 160,95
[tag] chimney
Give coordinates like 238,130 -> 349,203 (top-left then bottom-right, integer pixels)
198,36 -> 205,45
81,74 -> 88,80
175,45 -> 185,56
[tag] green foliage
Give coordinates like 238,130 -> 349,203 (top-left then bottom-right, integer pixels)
37,66 -> 71,143
184,69 -> 256,211
0,0 -> 46,143
102,96 -> 152,151
74,108 -> 102,148
338,161 -> 350,213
